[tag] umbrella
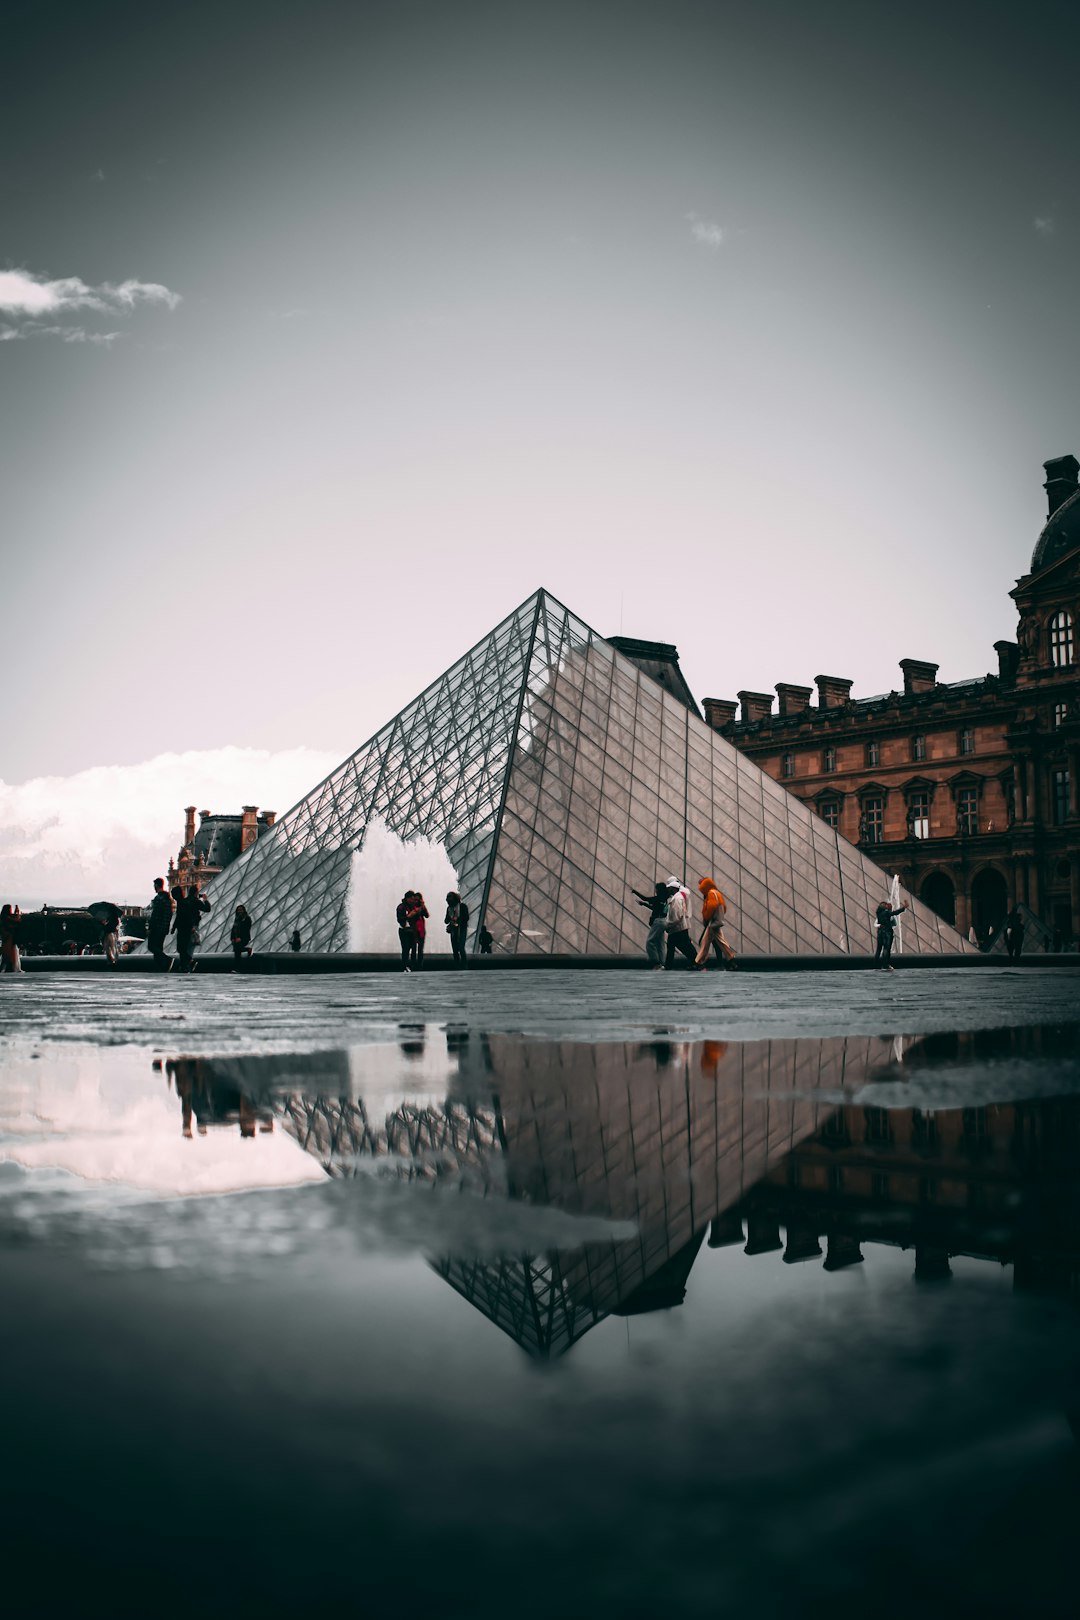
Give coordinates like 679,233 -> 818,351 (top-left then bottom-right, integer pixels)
86,902 -> 122,922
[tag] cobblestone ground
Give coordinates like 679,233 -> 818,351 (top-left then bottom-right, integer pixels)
1,964 -> 1077,1053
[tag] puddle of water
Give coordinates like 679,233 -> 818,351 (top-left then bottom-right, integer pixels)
2,1021 -> 1079,1617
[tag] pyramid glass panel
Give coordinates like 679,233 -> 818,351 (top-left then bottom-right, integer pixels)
201,589 -> 971,957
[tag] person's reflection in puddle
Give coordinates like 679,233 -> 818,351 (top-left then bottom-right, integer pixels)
399,1023 -> 426,1059
164,1057 -> 209,1139
162,1057 -> 275,1139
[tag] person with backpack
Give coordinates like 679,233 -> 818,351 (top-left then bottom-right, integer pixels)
695,878 -> 737,969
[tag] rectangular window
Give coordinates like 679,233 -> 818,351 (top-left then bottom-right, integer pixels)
1054,768 -> 1070,826
1050,612 -> 1075,669
960,727 -> 975,756
912,734 -> 926,762
781,751 -> 795,779
957,786 -> 978,836
819,799 -> 840,830
861,795 -> 884,844
823,746 -> 836,773
866,740 -> 880,768
908,790 -> 930,840
1054,702 -> 1068,728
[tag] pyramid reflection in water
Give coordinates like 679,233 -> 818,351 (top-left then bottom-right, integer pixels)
200,589 -> 966,955
177,1026 -> 1080,1361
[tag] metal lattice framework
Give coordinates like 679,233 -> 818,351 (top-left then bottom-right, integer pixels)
200,588 -> 970,956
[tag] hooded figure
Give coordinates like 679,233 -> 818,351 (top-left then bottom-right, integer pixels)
695,878 -> 737,968
663,875 -> 698,969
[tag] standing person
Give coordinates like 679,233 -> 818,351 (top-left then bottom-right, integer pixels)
478,926 -> 494,955
100,901 -> 122,966
396,891 -> 415,971
147,878 -> 173,970
873,899 -> 908,969
289,928 -> 302,953
409,892 -> 429,969
0,905 -> 22,973
230,904 -> 253,967
171,886 -> 211,973
664,877 -> 699,970
1004,907 -> 1025,959
445,891 -> 469,966
632,881 -> 669,969
695,879 -> 737,969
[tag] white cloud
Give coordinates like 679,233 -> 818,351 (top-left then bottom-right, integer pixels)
1034,215 -> 1055,237
1,323 -> 121,346
0,267 -> 180,347
0,268 -> 180,315
0,745 -> 342,905
687,212 -> 725,250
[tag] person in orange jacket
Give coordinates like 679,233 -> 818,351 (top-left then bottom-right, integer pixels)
696,878 -> 737,969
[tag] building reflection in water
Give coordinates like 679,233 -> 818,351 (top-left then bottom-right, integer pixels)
163,1024 -> 1080,1359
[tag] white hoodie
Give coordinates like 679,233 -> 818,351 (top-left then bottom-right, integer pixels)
665,877 -> 691,932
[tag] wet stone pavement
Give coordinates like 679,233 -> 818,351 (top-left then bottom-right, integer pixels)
2,967 -> 1080,1618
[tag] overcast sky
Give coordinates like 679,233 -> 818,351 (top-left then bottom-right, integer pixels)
2,0 -> 1079,897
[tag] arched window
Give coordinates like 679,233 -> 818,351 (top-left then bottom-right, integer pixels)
959,727 -> 975,756
781,751 -> 795,779
1050,611 -> 1075,668
865,740 -> 879,768
912,734 -> 926,762
823,745 -> 836,773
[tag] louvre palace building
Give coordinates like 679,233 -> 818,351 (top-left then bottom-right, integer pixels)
703,455 -> 1080,949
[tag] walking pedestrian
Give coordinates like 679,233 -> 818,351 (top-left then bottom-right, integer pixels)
171,885 -> 211,972
396,891 -> 416,970
99,901 -> 122,966
147,878 -> 173,970
695,879 -> 737,969
445,891 -> 470,966
632,881 -> 669,968
409,892 -> 429,969
1004,907 -> 1025,959
873,898 -> 907,969
664,876 -> 699,969
0,904 -> 22,973
230,904 -> 253,967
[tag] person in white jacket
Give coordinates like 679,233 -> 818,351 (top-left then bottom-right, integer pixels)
664,875 -> 699,969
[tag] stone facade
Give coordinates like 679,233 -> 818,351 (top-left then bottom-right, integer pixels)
704,456 -> 1080,946
168,805 -> 277,893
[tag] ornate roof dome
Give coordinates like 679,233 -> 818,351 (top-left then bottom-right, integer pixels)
1031,455 -> 1080,573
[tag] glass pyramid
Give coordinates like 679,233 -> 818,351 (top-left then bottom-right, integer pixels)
200,588 -> 967,956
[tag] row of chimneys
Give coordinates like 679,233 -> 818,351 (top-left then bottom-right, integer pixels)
183,805 -> 277,853
703,660 -> 943,729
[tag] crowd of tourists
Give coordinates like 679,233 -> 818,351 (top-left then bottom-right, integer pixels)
632,876 -> 739,971
0,878 -> 1031,975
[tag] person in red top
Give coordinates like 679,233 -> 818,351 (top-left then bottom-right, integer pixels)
408,892 -> 429,969
695,878 -> 737,969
